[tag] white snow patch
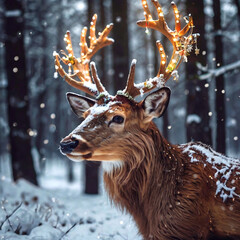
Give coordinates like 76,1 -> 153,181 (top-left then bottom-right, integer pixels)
186,114 -> 201,124
140,88 -> 144,97
131,59 -> 137,65
102,160 -> 123,173
5,10 -> 22,17
0,118 -> 9,135
71,134 -> 87,142
226,118 -> 237,127
171,70 -> 179,81
174,108 -> 186,117
0,172 -> 140,239
82,81 -> 98,94
134,75 -> 164,94
199,60 -> 240,80
181,143 -> 240,201
90,101 -> 117,116
75,101 -> 122,130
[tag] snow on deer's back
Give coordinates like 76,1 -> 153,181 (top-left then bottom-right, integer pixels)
181,142 -> 240,236
182,142 -> 240,202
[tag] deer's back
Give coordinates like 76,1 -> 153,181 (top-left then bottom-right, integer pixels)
181,142 -> 240,237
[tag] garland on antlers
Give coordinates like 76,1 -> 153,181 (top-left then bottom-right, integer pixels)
53,0 -> 199,101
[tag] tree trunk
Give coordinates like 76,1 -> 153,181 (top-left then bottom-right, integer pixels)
213,0 -> 226,154
4,0 -> 37,184
84,0 -> 100,194
234,0 -> 240,28
35,0 -> 48,170
111,0 -> 129,91
185,0 -> 212,146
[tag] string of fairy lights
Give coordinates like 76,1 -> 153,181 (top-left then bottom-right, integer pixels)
141,0 -> 200,82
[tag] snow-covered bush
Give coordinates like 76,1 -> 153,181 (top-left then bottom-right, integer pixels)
0,176 -> 140,240
0,178 -> 81,239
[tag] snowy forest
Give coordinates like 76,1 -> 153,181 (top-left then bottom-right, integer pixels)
0,0 -> 240,239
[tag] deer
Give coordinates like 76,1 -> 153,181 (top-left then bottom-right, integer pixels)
54,1 -> 240,239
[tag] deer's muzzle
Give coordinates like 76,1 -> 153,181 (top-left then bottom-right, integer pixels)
60,140 -> 79,154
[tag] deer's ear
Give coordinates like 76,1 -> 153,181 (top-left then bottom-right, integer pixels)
66,92 -> 96,118
142,87 -> 171,121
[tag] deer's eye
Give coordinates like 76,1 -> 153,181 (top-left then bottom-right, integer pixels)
112,115 -> 124,124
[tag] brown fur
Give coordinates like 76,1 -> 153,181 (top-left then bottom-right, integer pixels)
62,97 -> 240,240
103,123 -> 240,240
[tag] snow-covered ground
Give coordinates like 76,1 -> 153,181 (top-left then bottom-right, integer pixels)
0,162 -> 141,240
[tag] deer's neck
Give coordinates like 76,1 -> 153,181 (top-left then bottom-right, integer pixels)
104,122 -> 185,234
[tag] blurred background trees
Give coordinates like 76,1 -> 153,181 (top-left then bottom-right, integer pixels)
4,0 -> 37,184
0,0 -> 239,193
185,0 -> 212,146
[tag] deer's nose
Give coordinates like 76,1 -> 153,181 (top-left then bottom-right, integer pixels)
60,140 -> 79,154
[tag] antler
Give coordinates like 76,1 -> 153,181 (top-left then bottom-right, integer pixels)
54,14 -> 114,97
123,0 -> 199,98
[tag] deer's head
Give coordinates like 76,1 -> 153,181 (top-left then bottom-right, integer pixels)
54,1 -> 198,164
60,86 -> 170,162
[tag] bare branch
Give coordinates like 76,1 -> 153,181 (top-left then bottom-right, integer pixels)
199,60 -> 240,80
0,202 -> 23,231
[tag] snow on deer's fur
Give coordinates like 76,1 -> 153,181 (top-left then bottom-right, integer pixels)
54,1 -> 240,239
